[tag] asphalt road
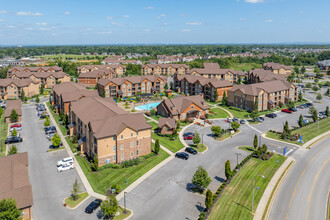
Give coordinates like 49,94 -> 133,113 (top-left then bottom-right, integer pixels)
269,136 -> 330,220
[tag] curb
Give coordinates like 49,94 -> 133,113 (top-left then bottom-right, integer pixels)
261,133 -> 301,148
303,131 -> 330,149
63,194 -> 90,210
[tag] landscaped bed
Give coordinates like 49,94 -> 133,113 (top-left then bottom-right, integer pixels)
151,132 -> 185,153
191,143 -> 207,153
64,192 -> 89,208
75,147 -> 170,195
0,115 -> 8,157
208,154 -> 286,220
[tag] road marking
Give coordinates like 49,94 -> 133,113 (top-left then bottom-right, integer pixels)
286,144 -> 329,220
305,158 -> 329,220
247,124 -> 262,134
285,149 -> 293,156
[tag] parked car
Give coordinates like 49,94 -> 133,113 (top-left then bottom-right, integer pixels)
240,119 -> 246,124
45,129 -> 56,135
256,118 -> 263,122
303,119 -> 309,124
85,199 -> 102,214
319,111 -> 326,115
39,113 -> 49,119
9,127 -> 22,132
49,143 -> 63,149
185,147 -> 198,155
233,117 -> 239,122
57,163 -> 75,172
47,133 -> 55,141
226,118 -> 232,123
288,108 -> 297,112
10,123 -> 21,129
57,157 -> 74,167
183,132 -> 195,137
265,113 -> 277,118
282,109 -> 293,114
5,136 -> 23,144
184,135 -> 194,140
175,152 -> 189,160
45,126 -> 56,133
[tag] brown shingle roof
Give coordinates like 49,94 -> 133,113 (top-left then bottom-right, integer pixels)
0,153 -> 33,209
158,117 -> 176,129
175,75 -> 233,88
11,71 -> 69,79
0,79 -> 38,87
249,69 -> 286,82
142,64 -> 189,69
52,82 -> 86,95
263,62 -> 291,70
5,100 -> 22,118
78,69 -> 115,78
161,95 -> 210,115
77,64 -> 124,70
98,75 -> 168,87
61,90 -> 99,103
8,66 -> 62,72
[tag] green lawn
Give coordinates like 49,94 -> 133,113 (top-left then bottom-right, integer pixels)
266,117 -> 330,145
147,121 -> 158,130
0,115 -> 8,156
65,192 -> 89,208
151,132 -> 185,153
228,63 -> 262,72
65,137 -> 78,153
209,108 -> 230,119
114,206 -> 132,220
219,105 -> 250,119
150,115 -> 163,121
191,144 -> 207,153
216,131 -> 239,141
75,147 -> 170,195
208,154 -> 286,220
238,146 -> 255,153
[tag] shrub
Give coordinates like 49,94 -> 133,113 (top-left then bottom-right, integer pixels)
200,115 -> 206,120
188,118 -> 194,123
199,212 -> 205,220
111,184 -> 121,194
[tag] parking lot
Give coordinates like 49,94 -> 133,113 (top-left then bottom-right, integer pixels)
16,103 -> 102,219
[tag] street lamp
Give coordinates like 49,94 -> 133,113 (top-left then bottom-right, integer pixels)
252,175 -> 265,213
124,192 -> 127,213
235,153 -> 241,170
202,134 -> 204,147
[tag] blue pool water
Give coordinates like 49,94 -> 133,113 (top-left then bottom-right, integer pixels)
135,102 -> 161,111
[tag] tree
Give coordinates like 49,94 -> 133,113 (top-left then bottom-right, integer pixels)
0,107 -> 3,117
154,139 -> 160,155
44,116 -> 50,126
8,145 -> 18,155
213,90 -> 219,101
306,83 -> 312,89
92,154 -> 99,171
309,106 -> 316,115
231,121 -> 240,131
10,109 -> 18,122
51,133 -> 61,148
21,89 -> 26,102
192,166 -> 211,191
314,65 -> 320,74
287,100 -> 295,109
71,177 -> 81,201
281,121 -> 290,139
316,73 -> 324,79
325,88 -> 330,96
222,91 -> 227,106
0,198 -> 21,220
312,85 -> 319,92
211,125 -> 222,137
314,78 -> 319,83
170,82 -> 173,90
225,160 -> 232,179
253,135 -> 258,149
102,90 -> 105,98
250,110 -> 258,121
237,76 -> 242,84
327,69 -> 330,75
35,95 -> 40,103
316,93 -> 322,101
176,121 -> 180,130
100,193 -> 119,219
312,109 -> 318,122
193,132 -> 201,145
300,66 -> 306,74
205,189 -> 213,210
164,82 -> 168,90
298,91 -> 303,102
40,84 -> 44,95
294,66 -> 299,74
298,114 -> 304,127
325,106 -> 329,117
11,128 -> 17,137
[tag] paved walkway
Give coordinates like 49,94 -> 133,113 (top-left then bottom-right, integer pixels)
254,157 -> 294,220
151,139 -> 174,155
144,115 -> 158,123
207,102 -> 234,118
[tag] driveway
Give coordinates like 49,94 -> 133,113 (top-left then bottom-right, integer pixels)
18,103 -> 101,220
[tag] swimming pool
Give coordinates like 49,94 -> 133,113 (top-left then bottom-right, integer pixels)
135,102 -> 161,111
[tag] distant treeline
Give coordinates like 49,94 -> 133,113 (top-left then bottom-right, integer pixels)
1,44 -> 330,58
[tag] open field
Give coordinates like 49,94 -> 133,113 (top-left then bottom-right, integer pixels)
208,154 -> 286,220
228,63 -> 262,72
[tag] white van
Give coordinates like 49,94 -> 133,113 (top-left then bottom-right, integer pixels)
57,157 -> 74,167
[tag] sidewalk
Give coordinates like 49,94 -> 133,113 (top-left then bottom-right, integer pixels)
254,157 -> 295,220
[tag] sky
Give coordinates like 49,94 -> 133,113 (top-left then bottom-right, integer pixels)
0,0 -> 330,45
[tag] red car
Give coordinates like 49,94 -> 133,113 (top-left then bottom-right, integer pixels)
10,123 -> 22,128
281,109 -> 293,114
184,135 -> 194,140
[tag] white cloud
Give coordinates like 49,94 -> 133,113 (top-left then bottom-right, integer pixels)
111,22 -> 121,26
97,31 -> 112,34
123,15 -> 130,18
245,0 -> 263,3
25,27 -> 33,30
0,11 -> 8,14
64,12 -> 70,15
265,19 -> 272,22
7,25 -> 16,29
36,22 -> 47,26
144,6 -> 154,10
0,19 -> 4,22
186,21 -> 202,25
181,29 -> 191,32
39,27 -> 51,31
16,11 -> 43,16
157,14 -> 166,19
240,18 -> 247,21
106,16 -> 114,20
144,29 -> 150,32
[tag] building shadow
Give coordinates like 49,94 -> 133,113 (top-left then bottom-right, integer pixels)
214,176 -> 225,183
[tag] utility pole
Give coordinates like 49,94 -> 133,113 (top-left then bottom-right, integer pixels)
202,134 -> 204,147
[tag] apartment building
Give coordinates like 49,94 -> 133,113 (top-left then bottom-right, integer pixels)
174,75 -> 233,101
10,71 -> 70,88
97,75 -> 167,98
141,64 -> 189,76
52,82 -> 98,115
262,62 -> 291,75
156,95 -> 210,120
7,66 -> 63,78
102,58 -> 142,65
4,100 -> 22,123
78,69 -> 116,87
187,63 -> 245,83
247,69 -> 286,84
70,96 -> 151,166
0,79 -> 39,100
77,64 -> 126,76
227,80 -> 298,112
0,153 -> 33,219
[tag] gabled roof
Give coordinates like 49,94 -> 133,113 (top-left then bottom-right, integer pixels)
263,62 -> 291,70
160,95 -> 210,115
77,64 -> 124,70
4,100 -> 22,117
0,79 -> 39,87
52,82 -> 87,95
78,69 -> 115,78
98,75 -> 168,87
0,152 -> 33,209
11,71 -> 69,79
8,66 -> 62,72
175,75 -> 233,88
158,117 -> 176,129
142,64 -> 189,69
249,69 -> 286,82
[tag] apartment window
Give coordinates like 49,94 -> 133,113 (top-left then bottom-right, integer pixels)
131,133 -> 133,137
113,136 -> 116,140
113,155 -> 116,162
121,144 -> 124,150
123,84 -> 126,88
137,140 -> 139,146
136,131 -> 139,135
113,145 -> 116,151
137,150 -> 139,156
131,152 -> 134,157
121,154 -> 124,160
131,142 -> 133,148
105,159 -> 111,164
121,135 -> 123,139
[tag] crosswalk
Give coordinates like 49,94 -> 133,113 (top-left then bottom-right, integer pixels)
22,105 -> 36,109
289,147 -> 307,160
247,124 -> 263,134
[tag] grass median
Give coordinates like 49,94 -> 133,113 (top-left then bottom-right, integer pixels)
0,115 -> 8,157
208,154 -> 286,220
209,108 -> 230,119
75,146 -> 170,195
266,117 -> 330,145
65,192 -> 89,208
151,132 -> 185,153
